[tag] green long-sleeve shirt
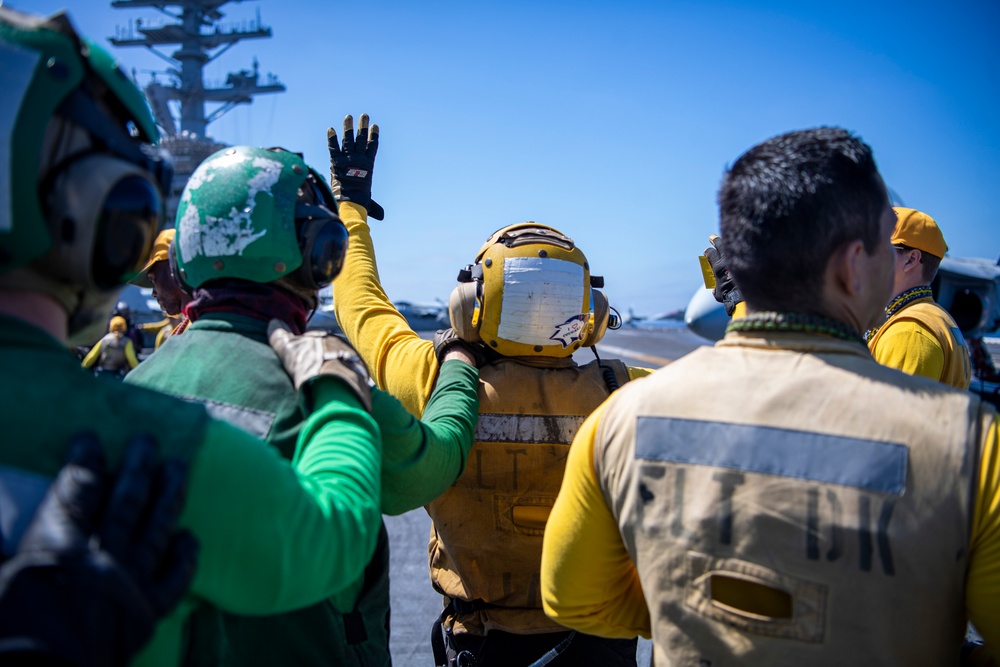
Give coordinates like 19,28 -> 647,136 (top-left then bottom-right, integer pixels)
0,315 -> 383,667
125,312 -> 478,666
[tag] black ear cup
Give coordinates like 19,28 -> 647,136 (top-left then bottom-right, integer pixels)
286,167 -> 348,292
295,217 -> 349,291
92,175 -> 159,289
42,154 -> 159,290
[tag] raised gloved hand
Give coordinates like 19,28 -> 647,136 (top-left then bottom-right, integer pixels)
703,236 -> 743,316
327,113 -> 384,220
268,319 -> 373,412
0,432 -> 198,667
433,328 -> 490,368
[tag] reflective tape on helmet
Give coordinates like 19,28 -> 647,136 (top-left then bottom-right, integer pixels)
496,256 -> 586,347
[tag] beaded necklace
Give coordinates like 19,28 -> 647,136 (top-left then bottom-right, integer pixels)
883,286 -> 933,319
726,312 -> 863,343
863,285 -> 932,342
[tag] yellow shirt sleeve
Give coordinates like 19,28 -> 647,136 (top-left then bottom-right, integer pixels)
870,320 -> 946,382
332,202 -> 438,417
80,341 -> 102,369
137,317 -> 171,333
541,400 -> 651,638
124,340 -> 140,369
627,366 -> 653,381
968,412 -> 1000,651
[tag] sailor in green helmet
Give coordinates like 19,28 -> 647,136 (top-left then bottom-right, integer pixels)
126,137 -> 480,666
0,7 -> 387,666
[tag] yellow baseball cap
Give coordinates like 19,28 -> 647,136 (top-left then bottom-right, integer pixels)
130,229 -> 175,287
891,207 -> 947,259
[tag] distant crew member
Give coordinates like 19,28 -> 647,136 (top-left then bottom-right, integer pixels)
111,300 -> 146,352
866,207 -> 972,389
81,316 -> 140,377
329,114 -> 650,667
131,229 -> 191,348
540,127 -> 999,666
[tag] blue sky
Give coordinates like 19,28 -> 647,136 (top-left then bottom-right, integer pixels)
25,0 -> 1000,315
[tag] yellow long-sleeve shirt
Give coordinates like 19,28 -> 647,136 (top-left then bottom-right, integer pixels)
332,202 -> 439,417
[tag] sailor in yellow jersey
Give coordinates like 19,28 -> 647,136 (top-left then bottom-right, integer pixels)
866,207 -> 972,389
541,127 -> 999,666
328,114 -> 651,666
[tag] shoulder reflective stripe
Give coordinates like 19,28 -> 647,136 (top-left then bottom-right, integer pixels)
0,466 -> 51,557
475,413 -> 585,445
179,396 -> 275,439
0,42 -> 40,232
635,417 -> 908,495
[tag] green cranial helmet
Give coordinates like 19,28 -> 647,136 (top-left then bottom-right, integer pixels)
0,7 -> 171,345
0,7 -> 162,272
174,146 -> 346,291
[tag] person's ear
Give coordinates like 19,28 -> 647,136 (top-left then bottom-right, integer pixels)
829,239 -> 866,297
901,248 -> 922,274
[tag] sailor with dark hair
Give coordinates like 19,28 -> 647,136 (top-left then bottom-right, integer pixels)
541,127 -> 1000,666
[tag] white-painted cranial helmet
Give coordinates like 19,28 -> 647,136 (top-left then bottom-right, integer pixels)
449,223 -> 611,358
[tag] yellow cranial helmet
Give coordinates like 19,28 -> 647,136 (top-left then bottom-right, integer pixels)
448,223 -> 610,358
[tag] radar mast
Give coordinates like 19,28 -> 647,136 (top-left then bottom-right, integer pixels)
108,0 -> 285,224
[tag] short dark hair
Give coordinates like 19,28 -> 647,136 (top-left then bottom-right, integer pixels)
920,252 -> 941,283
718,127 -> 888,313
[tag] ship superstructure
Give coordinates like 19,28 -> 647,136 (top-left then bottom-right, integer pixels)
108,0 -> 285,225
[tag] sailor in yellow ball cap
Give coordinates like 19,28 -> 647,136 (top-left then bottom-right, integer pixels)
866,207 -> 971,389
131,229 -> 192,348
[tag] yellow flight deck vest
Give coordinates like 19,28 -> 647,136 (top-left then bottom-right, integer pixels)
97,332 -> 130,371
867,296 -> 972,390
428,356 -> 630,636
597,332 -> 982,667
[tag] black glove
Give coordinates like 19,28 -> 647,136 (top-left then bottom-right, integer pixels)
433,328 -> 490,368
327,114 -> 384,220
268,319 -> 373,412
704,241 -> 743,317
0,432 -> 198,667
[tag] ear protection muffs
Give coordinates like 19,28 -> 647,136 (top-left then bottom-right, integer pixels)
39,153 -> 159,291
449,278 -> 482,344
294,215 -> 348,291
289,169 -> 348,291
581,288 -> 610,347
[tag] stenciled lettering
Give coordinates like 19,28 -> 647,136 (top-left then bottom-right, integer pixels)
712,471 -> 745,546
